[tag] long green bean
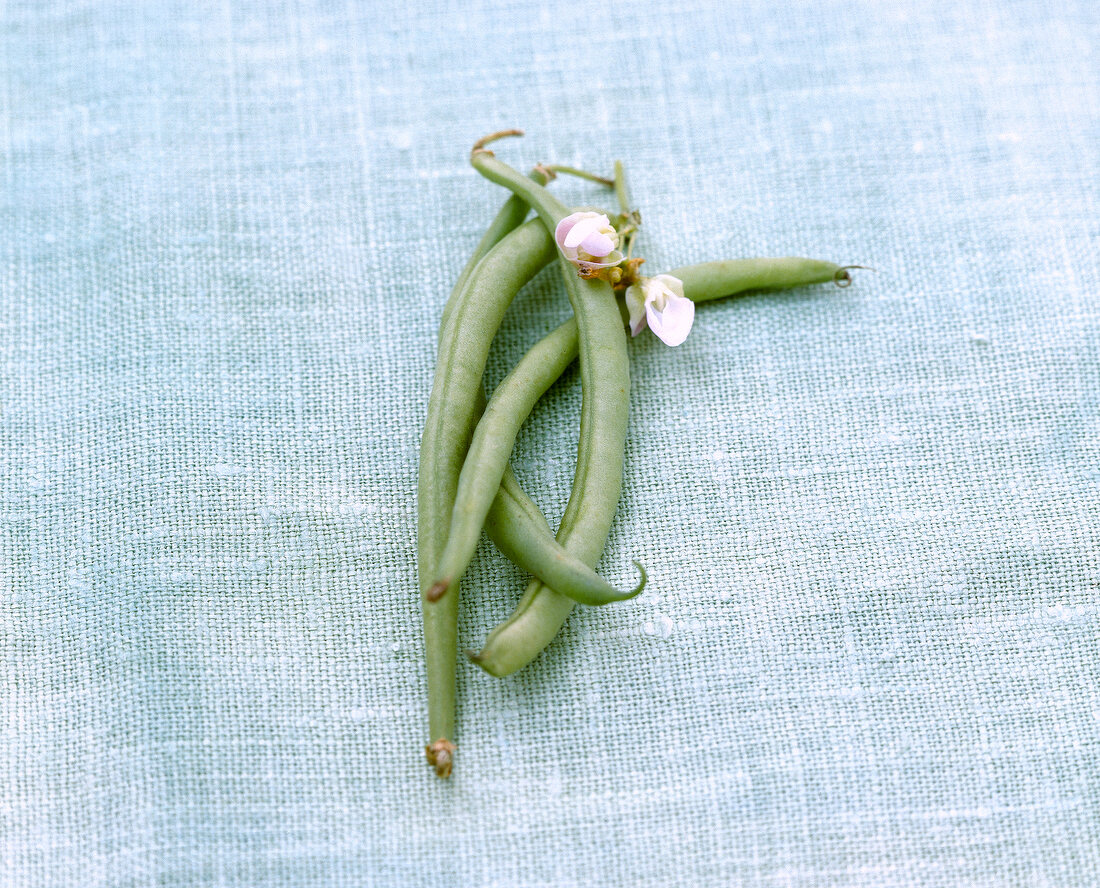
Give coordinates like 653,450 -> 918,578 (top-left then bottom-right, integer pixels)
419,218 -> 555,776
420,186 -> 542,776
469,136 -> 633,677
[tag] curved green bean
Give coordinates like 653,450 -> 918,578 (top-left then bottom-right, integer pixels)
488,467 -> 646,606
419,218 -> 555,775
469,139 -> 633,674
472,256 -> 853,676
472,142 -> 631,556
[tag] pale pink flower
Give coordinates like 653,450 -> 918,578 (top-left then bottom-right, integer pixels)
624,274 -> 694,346
554,211 -> 623,270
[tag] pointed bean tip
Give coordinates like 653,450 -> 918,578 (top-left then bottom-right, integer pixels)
471,128 -> 525,155
467,649 -> 508,677
834,264 -> 873,287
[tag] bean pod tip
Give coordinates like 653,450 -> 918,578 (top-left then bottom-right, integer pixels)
833,264 -> 873,288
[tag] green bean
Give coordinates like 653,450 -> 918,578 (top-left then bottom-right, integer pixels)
488,470 -> 645,605
469,135 -> 633,675
472,140 -> 631,553
666,258 -> 853,296
436,316 -> 645,606
470,386 -> 641,608
472,256 -> 854,676
482,408 -> 644,607
419,218 -> 555,776
418,194 -> 539,779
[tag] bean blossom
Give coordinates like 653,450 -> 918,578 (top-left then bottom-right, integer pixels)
624,274 -> 694,346
554,211 -> 623,271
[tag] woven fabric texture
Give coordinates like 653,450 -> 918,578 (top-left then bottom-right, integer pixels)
3,0 -> 1099,885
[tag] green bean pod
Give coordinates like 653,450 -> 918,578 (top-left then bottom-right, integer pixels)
470,150 -> 631,561
467,389 -> 645,607
469,144 -> 633,673
472,256 -> 853,676
419,218 -> 555,775
666,258 -> 851,296
487,469 -> 645,606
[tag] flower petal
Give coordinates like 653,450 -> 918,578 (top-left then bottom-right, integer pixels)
624,284 -> 647,336
554,212 -> 587,250
579,230 -> 614,258
652,274 -> 686,299
562,216 -> 602,250
575,250 -> 623,270
646,292 -> 694,346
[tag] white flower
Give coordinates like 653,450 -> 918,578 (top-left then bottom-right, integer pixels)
624,274 -> 694,346
554,211 -> 623,269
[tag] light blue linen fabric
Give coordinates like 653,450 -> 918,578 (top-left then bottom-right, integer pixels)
3,1 -> 1098,885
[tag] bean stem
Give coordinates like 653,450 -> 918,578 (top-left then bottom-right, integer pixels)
543,164 -> 615,187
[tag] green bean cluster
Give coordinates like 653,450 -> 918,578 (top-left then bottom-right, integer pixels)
418,131 -> 856,777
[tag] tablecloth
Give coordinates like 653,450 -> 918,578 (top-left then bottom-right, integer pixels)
3,0 -> 1098,885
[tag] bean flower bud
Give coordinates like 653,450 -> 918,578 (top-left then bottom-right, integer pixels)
554,211 -> 623,271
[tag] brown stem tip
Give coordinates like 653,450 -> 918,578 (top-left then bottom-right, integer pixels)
426,739 -> 457,778
471,128 -> 524,157
532,162 -> 557,182
834,265 -> 874,288
425,579 -> 450,602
